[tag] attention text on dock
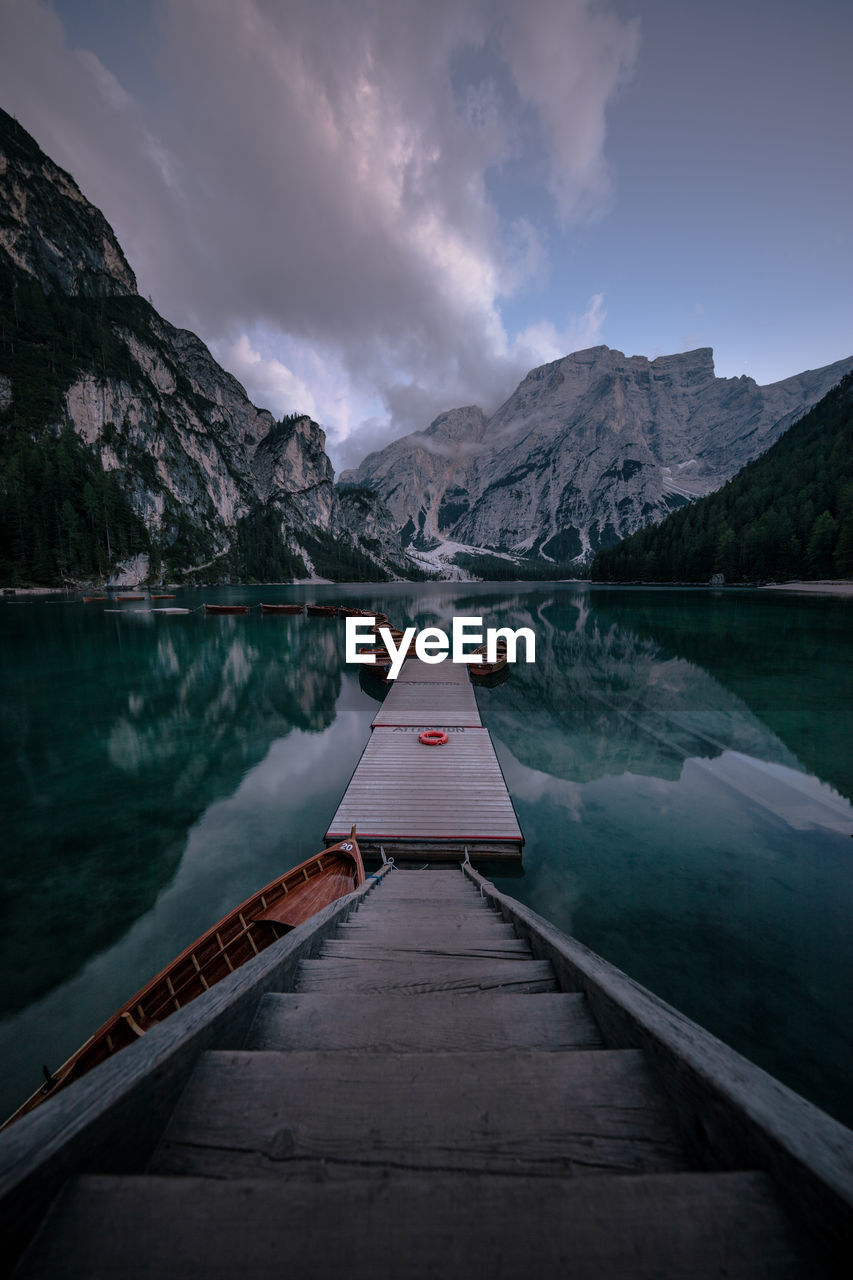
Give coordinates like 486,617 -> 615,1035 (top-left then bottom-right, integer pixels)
345,617 -> 536,680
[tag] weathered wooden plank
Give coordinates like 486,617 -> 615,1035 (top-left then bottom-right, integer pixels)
462,863 -> 853,1263
362,879 -> 483,901
151,1048 -> 690,1180
318,938 -> 532,961
362,882 -> 480,897
396,658 -> 472,684
351,877 -> 483,895
344,914 -> 502,934
372,680 -> 481,727
374,678 -> 481,703
358,883 -> 481,899
335,919 -> 518,942
246,992 -> 605,1053
16,1170 -> 821,1280
363,895 -> 486,912
348,911 -> 497,931
295,956 -> 557,994
346,907 -> 499,928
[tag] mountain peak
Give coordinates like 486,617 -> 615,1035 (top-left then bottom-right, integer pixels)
0,107 -> 137,298
345,342 -> 853,567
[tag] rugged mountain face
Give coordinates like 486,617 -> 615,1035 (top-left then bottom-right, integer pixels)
343,405 -> 488,550
592,372 -> 853,584
0,108 -> 419,584
344,345 -> 853,569
0,115 -> 137,299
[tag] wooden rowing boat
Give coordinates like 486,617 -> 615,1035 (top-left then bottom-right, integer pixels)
469,640 -> 508,681
150,594 -> 176,600
306,604 -> 338,617
81,596 -> 107,603
114,594 -> 145,601
260,603 -> 303,615
2,836 -> 364,1130
203,604 -> 250,615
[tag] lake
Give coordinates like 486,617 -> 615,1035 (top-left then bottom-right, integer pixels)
1,582 -> 851,1126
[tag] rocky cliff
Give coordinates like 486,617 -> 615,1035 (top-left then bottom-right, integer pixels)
344,344 -> 853,571
0,108 -> 418,585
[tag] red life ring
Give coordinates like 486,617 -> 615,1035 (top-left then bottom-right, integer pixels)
418,729 -> 449,746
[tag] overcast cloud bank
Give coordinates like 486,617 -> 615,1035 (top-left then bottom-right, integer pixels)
0,0 -> 637,468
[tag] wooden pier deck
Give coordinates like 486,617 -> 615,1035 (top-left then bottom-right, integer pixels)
326,658 -> 523,859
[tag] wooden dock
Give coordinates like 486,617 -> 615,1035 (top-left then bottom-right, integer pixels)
325,658 -> 523,859
7,865 -> 848,1278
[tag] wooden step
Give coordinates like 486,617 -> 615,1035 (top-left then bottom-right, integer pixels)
370,876 -> 480,900
246,992 -> 604,1053
150,1048 -> 690,1180
14,1170 -> 819,1279
348,902 -> 502,926
336,917 -> 518,941
318,937 -> 533,961
295,955 -> 557,994
371,869 -> 474,884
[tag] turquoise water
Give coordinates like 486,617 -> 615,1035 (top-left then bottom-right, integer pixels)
1,583 -> 851,1125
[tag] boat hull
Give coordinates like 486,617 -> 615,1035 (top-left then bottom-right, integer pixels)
2,837 -> 364,1128
469,642 -> 508,682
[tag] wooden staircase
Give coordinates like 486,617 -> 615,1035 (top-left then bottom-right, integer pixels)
10,869 -> 833,1277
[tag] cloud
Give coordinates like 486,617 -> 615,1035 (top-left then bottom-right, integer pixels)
215,335 -> 318,422
0,0 -> 638,464
511,292 -> 607,368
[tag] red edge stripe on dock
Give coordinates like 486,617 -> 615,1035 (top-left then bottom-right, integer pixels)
370,724 -> 487,730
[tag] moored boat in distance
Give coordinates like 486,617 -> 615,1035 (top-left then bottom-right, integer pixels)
150,594 -> 177,600
203,603 -> 250,615
469,639 -> 509,682
359,649 -> 394,681
81,596 -> 107,603
1,836 -> 364,1130
306,603 -> 338,617
260,603 -> 304,615
114,594 -> 146,601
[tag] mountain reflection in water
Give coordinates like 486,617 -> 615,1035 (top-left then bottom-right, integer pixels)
0,583 -> 851,1127
473,592 -> 801,782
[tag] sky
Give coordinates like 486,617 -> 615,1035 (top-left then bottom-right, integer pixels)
0,0 -> 851,470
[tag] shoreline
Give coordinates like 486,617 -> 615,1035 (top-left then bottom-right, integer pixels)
4,578 -> 853,598
759,580 -> 853,597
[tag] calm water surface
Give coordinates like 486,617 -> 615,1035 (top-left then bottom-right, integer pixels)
1,583 -> 851,1125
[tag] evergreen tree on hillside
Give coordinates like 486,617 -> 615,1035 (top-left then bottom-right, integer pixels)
592,373 -> 853,583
